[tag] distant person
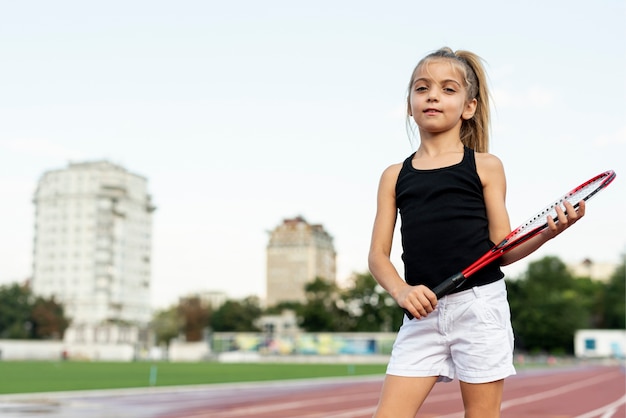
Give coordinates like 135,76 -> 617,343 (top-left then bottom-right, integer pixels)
367,47 -> 585,417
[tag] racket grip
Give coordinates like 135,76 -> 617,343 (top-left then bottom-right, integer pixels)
403,272 -> 467,320
432,272 -> 467,298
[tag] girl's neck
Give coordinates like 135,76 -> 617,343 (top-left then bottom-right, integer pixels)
416,138 -> 464,158
416,124 -> 464,155
412,140 -> 464,170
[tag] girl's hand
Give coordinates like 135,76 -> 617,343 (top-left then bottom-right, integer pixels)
396,284 -> 437,319
545,200 -> 586,239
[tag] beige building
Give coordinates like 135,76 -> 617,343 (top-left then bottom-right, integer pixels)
568,258 -> 618,282
266,216 -> 336,306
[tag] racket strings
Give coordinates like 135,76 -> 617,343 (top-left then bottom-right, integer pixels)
464,170 -> 614,285
507,174 -> 612,242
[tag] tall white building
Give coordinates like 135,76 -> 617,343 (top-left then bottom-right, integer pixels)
32,161 -> 155,327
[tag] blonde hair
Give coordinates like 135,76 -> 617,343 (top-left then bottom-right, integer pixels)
406,47 -> 491,153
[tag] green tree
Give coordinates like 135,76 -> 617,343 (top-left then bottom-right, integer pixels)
265,301 -> 303,315
508,256 -> 589,354
0,283 -> 34,339
178,297 -> 211,341
299,277 -> 351,332
211,296 -> 262,332
342,272 -> 403,332
151,305 -> 183,346
568,276 -> 604,328
599,256 -> 626,329
30,296 -> 70,339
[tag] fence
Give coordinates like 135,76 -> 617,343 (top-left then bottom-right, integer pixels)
211,332 -> 397,356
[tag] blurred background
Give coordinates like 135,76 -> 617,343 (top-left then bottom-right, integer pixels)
0,1 -> 624,352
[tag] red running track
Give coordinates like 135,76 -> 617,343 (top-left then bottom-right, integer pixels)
0,364 -> 623,417
163,365 -> 625,418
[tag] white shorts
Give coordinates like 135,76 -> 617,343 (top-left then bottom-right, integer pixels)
386,279 -> 516,384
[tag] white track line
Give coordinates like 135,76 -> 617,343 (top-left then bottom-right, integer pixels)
205,391 -> 379,418
289,390 -> 461,418
574,394 -> 626,418
320,406 -> 378,418
500,371 -> 614,410
435,370 -> 618,418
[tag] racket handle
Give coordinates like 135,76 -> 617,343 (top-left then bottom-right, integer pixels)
403,272 -> 467,320
432,272 -> 467,298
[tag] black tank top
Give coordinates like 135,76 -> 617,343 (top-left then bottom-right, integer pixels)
395,147 -> 503,293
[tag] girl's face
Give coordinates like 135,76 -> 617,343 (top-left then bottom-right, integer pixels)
409,59 -> 476,136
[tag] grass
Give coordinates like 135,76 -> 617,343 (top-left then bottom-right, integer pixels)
0,361 -> 387,394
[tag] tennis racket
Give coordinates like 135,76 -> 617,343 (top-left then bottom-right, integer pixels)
404,169 -> 616,319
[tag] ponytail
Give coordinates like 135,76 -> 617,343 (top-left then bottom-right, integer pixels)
455,50 -> 490,153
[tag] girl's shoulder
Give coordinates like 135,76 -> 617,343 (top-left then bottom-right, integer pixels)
474,151 -> 504,172
380,161 -> 403,181
377,161 -> 404,193
474,151 -> 506,187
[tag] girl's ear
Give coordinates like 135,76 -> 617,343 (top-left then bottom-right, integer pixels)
462,98 -> 477,120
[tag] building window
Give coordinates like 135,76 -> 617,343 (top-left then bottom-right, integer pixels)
584,338 -> 596,351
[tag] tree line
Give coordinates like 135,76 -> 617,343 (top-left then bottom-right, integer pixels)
1,255 -> 624,354
0,284 -> 69,339
157,255 -> 624,354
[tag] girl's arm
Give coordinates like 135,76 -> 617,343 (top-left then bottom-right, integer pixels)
477,153 -> 512,245
500,200 -> 585,266
368,164 -> 437,319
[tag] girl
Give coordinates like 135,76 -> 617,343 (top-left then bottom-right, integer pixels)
368,47 -> 584,418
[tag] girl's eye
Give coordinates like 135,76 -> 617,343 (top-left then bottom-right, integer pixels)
443,87 -> 456,93
415,86 -> 427,92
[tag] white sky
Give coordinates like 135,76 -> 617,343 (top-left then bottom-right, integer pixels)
1,0 -> 625,310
